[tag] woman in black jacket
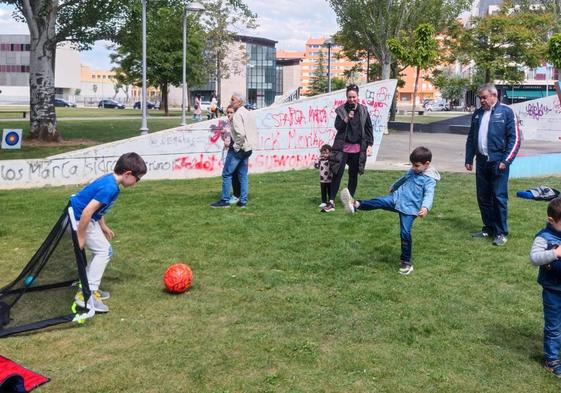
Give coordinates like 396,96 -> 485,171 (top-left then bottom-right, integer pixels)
322,84 -> 373,213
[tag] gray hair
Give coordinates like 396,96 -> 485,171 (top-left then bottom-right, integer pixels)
478,83 -> 498,96
231,92 -> 246,103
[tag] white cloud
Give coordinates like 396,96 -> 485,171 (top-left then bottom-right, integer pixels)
0,6 -> 29,34
237,0 -> 339,50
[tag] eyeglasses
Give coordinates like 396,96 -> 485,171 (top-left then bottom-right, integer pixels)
131,173 -> 141,182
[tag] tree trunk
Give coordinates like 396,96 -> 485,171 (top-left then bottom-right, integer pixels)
216,53 -> 222,104
162,82 -> 169,116
25,1 -> 59,141
409,67 -> 420,154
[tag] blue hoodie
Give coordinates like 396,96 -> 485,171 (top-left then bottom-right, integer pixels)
390,166 -> 441,215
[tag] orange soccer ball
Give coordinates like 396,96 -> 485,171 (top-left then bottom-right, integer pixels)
163,263 -> 193,294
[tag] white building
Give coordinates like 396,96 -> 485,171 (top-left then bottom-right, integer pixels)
0,34 -> 80,104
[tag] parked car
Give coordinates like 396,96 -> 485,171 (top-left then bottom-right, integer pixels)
54,98 -> 76,107
244,103 -> 257,110
98,99 -> 125,109
199,101 -> 211,112
133,101 -> 159,109
425,102 -> 449,111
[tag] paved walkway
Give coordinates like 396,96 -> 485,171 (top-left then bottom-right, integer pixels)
371,131 -> 559,172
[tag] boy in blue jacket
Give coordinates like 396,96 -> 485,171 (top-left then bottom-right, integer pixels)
530,197 -> 561,377
340,146 -> 440,275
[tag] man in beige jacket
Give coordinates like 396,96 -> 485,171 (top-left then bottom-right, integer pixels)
211,93 -> 257,208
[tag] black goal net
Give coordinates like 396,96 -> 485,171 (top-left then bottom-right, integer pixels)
0,204 -> 94,338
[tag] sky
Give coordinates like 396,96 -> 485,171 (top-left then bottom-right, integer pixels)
0,0 -> 338,70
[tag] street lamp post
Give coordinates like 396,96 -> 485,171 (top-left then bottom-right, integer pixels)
139,0 -> 149,135
181,2 -> 205,126
324,37 -> 334,93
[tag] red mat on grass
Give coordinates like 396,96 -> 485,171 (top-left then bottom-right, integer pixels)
0,356 -> 49,393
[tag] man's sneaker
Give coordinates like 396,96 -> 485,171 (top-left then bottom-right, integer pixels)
210,200 -> 230,208
229,196 -> 239,205
545,360 -> 561,378
492,234 -> 507,246
236,201 -> 247,208
399,262 -> 414,275
74,291 -> 109,313
321,202 -> 335,213
318,203 -> 327,208
96,289 -> 110,300
340,188 -> 356,214
471,230 -> 490,238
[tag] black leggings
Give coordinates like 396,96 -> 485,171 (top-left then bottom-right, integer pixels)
329,152 -> 360,201
320,183 -> 330,203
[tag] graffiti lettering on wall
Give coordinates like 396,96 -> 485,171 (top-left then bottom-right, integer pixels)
526,102 -> 552,120
254,153 -> 319,170
173,154 -> 220,172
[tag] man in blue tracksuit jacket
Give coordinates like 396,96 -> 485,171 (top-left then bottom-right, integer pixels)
465,83 -> 520,246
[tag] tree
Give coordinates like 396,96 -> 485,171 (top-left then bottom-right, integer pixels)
1,0 -> 127,141
308,51 -> 328,96
110,0 -> 206,116
332,77 -> 347,91
200,0 -> 256,102
452,1 -> 554,84
329,0 -> 471,80
547,32 -> 561,71
388,23 -> 439,152
429,71 -> 470,109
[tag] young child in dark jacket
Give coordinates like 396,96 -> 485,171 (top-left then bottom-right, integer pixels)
314,144 -> 332,209
530,197 -> 561,378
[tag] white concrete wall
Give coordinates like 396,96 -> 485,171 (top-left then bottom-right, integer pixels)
0,80 -> 397,189
510,93 -> 561,141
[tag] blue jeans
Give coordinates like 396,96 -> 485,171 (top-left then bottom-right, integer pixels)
476,156 -> 510,236
357,194 -> 416,263
543,288 -> 561,361
221,148 -> 251,204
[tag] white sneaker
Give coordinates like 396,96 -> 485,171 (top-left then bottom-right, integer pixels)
318,203 -> 327,208
228,196 -> 239,205
75,291 -> 109,313
398,264 -> 414,275
340,188 -> 356,214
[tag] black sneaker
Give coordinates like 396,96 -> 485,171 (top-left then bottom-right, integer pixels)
545,360 -> 561,378
321,202 -> 335,213
236,201 -> 247,208
210,200 -> 230,208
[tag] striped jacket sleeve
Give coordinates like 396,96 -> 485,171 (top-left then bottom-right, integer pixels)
503,108 -> 521,164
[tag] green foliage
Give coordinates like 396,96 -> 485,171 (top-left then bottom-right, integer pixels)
110,0 -> 206,114
547,32 -> 561,70
332,77 -> 347,91
388,24 -> 439,71
453,0 -> 555,83
1,170 -> 561,391
308,51 -> 328,96
429,71 -> 470,103
329,0 -> 471,78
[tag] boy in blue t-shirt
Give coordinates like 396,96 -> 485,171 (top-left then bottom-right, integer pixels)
70,152 -> 147,313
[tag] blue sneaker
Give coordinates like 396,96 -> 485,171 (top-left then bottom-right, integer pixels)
545,360 -> 561,377
210,200 -> 230,208
236,201 -> 247,208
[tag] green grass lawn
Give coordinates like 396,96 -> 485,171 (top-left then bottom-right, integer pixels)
0,106 -> 184,119
0,118 -> 188,160
1,170 -> 560,392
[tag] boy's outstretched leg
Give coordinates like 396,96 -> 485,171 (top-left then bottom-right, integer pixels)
398,213 -> 416,275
